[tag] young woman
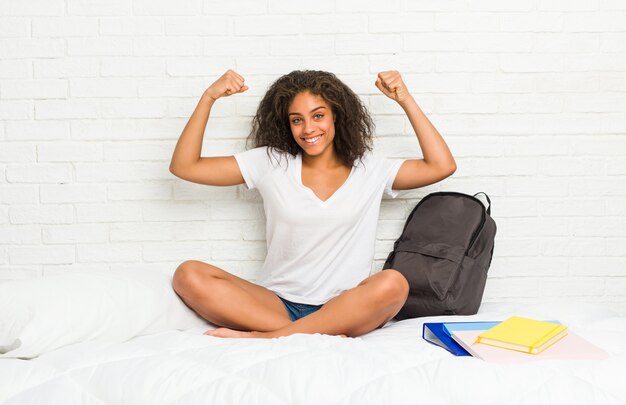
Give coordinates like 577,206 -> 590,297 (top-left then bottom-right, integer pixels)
170,69 -> 456,339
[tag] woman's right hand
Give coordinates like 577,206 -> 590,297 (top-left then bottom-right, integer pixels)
204,70 -> 248,101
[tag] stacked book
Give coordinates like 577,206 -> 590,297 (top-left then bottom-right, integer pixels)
422,316 -> 608,363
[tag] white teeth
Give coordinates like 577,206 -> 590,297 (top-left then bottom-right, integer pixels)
304,136 -> 321,144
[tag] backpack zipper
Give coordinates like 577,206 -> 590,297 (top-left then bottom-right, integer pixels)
466,208 -> 486,256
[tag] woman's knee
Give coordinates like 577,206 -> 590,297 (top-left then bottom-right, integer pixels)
376,269 -> 410,305
173,260 -> 210,295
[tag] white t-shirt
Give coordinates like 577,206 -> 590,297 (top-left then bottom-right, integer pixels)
234,147 -> 404,305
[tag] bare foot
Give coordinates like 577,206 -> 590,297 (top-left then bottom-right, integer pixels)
203,327 -> 262,339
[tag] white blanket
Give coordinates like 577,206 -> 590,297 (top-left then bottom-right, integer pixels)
1,301 -> 625,405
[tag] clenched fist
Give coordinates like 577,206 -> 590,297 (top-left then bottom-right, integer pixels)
204,70 -> 249,101
375,71 -> 412,105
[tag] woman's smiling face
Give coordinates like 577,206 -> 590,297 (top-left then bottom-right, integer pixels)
288,91 -> 336,159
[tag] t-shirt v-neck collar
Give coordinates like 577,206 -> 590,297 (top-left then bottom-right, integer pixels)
294,153 -> 354,206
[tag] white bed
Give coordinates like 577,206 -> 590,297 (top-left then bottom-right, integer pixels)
1,271 -> 625,405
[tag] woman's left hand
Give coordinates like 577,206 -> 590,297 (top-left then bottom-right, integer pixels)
375,71 -> 412,105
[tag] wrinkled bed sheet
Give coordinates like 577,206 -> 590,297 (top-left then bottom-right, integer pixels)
1,302 -> 625,405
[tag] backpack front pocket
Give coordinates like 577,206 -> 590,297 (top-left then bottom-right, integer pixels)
391,242 -> 465,300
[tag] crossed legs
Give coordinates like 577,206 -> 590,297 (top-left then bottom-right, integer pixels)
172,260 -> 409,339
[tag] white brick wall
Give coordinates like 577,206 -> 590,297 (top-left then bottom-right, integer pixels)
1,2 -> 625,313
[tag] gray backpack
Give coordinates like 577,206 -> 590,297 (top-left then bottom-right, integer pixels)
383,192 -> 496,320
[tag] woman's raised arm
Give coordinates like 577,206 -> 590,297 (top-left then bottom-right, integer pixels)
375,70 -> 456,190
169,70 -> 249,186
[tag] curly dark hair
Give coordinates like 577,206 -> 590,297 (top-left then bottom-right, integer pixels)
247,70 -> 374,167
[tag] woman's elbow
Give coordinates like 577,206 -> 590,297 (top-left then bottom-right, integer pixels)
449,161 -> 457,175
169,162 -> 185,179
169,162 -> 178,176
444,160 -> 457,178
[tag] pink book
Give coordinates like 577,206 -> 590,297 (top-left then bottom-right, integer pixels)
452,330 -> 609,363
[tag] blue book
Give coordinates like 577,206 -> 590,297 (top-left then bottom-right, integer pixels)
442,321 -> 500,337
422,323 -> 471,356
444,320 -> 560,337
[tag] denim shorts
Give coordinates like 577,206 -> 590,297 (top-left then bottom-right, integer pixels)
276,294 -> 323,322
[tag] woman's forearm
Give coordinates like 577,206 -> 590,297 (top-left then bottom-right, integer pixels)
399,96 -> 456,171
170,92 -> 216,173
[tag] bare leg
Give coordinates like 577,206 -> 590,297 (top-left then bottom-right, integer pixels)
205,269 -> 409,339
172,260 -> 292,332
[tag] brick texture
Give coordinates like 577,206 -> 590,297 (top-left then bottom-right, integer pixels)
1,3 -> 625,312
